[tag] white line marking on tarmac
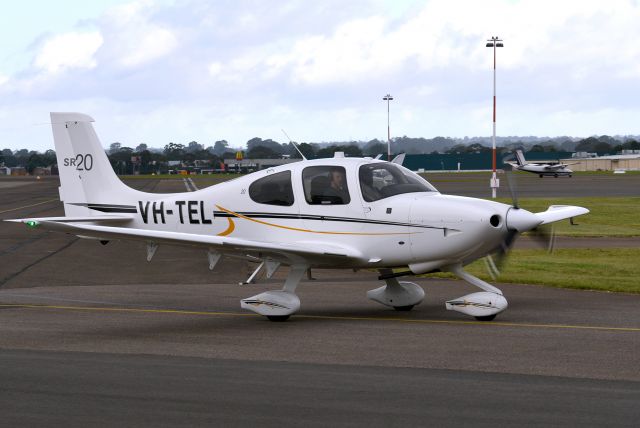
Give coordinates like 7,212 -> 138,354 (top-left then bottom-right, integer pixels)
182,177 -> 198,192
188,177 -> 198,191
0,198 -> 58,214
182,178 -> 192,192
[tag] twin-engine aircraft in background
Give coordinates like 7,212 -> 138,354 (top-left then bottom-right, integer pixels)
7,113 -> 589,321
507,149 -> 577,177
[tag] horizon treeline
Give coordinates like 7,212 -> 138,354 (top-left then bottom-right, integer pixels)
2,134 -> 639,174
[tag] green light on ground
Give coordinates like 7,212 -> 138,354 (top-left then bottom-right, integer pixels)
26,220 -> 39,228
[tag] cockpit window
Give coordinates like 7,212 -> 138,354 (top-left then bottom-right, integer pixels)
249,171 -> 294,206
302,166 -> 351,205
359,163 -> 437,202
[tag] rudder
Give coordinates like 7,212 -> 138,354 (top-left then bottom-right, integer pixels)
51,112 -> 138,216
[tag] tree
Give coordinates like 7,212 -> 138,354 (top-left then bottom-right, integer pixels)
363,140 -> 386,156
575,137 -> 599,152
246,138 -> 284,155
446,143 -> 490,154
626,140 -> 640,150
139,150 -> 153,173
614,139 -> 640,153
1,149 -> 17,167
26,152 -> 44,174
297,143 -> 315,159
315,144 -> 362,158
247,145 -> 280,159
186,141 -> 203,153
163,142 -> 186,160
109,142 -> 121,154
43,149 -> 57,166
212,140 -> 229,156
135,143 -> 148,152
560,140 -> 577,152
593,142 -> 613,153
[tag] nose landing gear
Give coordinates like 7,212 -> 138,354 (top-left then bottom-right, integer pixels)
444,264 -> 508,321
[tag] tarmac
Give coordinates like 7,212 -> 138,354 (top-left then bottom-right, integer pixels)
0,172 -> 639,426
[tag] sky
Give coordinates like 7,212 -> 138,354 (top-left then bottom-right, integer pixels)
1,0 -> 639,151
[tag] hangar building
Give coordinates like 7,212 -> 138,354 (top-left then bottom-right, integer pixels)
561,153 -> 640,171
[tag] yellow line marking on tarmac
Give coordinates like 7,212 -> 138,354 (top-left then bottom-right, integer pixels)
1,303 -> 639,332
0,198 -> 58,214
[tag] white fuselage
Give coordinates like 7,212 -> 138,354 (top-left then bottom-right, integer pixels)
122,158 -> 513,273
516,164 -> 573,175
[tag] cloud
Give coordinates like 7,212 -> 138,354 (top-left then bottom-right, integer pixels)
99,0 -> 178,69
34,31 -> 103,73
2,0 -> 640,152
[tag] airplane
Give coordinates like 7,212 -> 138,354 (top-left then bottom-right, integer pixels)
6,113 -> 589,322
507,149 -> 577,178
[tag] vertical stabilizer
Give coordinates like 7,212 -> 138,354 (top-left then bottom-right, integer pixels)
514,150 -> 527,166
51,112 -> 138,216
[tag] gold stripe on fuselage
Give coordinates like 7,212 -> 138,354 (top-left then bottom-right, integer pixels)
215,205 -> 417,236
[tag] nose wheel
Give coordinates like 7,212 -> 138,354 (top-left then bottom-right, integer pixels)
444,264 -> 508,321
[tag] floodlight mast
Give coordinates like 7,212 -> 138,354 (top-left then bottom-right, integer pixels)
486,36 -> 503,198
383,94 -> 393,161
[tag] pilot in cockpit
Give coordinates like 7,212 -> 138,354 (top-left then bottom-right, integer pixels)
323,167 -> 349,204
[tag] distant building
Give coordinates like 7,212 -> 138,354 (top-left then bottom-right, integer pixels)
10,167 -> 27,176
32,167 -> 52,176
224,158 -> 299,173
0,166 -> 10,175
561,154 -> 640,171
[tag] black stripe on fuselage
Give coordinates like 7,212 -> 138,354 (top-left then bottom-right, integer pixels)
69,203 -> 138,213
213,211 -> 449,231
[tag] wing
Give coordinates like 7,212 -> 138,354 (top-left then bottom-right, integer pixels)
543,164 -> 570,170
534,205 -> 589,225
5,216 -> 365,266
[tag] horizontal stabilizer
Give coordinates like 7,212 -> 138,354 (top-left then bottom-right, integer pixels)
534,205 -> 589,225
5,215 -> 134,224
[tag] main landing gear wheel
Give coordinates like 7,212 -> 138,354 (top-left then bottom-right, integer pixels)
368,274 -> 425,311
240,265 -> 307,321
474,314 -> 497,321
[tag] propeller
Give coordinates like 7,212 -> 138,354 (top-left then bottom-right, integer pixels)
484,153 -> 555,279
529,223 -> 556,253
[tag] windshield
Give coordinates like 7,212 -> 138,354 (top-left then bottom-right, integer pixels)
359,163 -> 437,202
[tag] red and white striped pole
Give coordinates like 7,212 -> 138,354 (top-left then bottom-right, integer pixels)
487,37 -> 503,198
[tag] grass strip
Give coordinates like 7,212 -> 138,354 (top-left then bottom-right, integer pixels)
431,248 -> 640,293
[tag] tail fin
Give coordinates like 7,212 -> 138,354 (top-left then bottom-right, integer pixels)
51,112 -> 138,216
514,150 -> 527,166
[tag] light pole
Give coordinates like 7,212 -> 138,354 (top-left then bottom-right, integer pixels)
486,36 -> 503,198
383,93 -> 393,161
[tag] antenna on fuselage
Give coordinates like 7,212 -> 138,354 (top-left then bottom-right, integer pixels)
281,129 -> 307,161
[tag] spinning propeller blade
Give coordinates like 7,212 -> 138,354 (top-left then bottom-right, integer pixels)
484,153 -> 554,278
